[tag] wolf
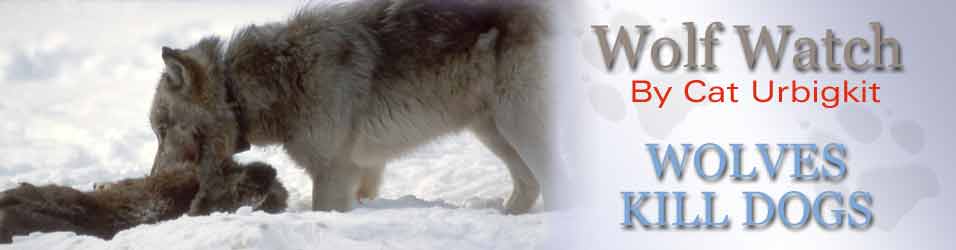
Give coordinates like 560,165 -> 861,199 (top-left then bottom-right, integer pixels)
149,0 -> 557,215
0,160 -> 287,243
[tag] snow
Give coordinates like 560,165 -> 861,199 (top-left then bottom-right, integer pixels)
0,2 -> 547,249
0,127 -> 548,250
7,204 -> 545,250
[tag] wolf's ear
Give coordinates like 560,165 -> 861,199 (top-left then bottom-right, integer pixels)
160,46 -> 192,91
161,46 -> 176,59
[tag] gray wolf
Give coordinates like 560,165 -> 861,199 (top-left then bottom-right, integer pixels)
149,0 -> 556,215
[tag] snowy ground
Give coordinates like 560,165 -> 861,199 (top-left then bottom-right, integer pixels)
0,1 -> 546,249
3,135 -> 547,250
8,207 -> 544,250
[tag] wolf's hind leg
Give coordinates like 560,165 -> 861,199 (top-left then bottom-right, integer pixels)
471,117 -> 540,214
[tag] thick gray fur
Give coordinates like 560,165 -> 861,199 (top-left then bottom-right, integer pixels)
149,0 -> 556,214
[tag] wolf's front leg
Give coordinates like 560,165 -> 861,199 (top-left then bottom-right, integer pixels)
286,134 -> 362,212
307,161 -> 362,212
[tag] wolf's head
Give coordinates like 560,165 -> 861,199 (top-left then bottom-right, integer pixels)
150,37 -> 247,174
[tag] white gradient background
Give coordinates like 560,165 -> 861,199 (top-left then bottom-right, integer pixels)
554,0 -> 955,249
